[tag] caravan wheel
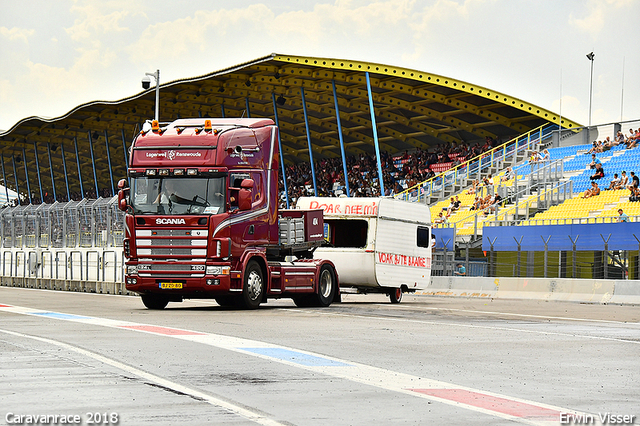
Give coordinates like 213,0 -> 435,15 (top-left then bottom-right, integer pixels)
389,288 -> 403,304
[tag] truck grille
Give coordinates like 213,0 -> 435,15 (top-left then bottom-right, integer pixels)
134,228 -> 208,261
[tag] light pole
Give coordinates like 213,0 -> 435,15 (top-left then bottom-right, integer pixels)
142,69 -> 160,122
586,52 -> 595,127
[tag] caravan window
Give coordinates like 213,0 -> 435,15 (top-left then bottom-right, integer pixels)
417,226 -> 430,248
325,219 -> 368,248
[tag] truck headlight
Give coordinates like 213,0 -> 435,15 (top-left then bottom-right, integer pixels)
127,265 -> 138,275
206,266 -> 230,275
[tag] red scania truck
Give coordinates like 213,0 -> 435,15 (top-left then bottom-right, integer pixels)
117,118 -> 339,309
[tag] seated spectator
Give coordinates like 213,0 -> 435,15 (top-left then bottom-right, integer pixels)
618,171 -> 629,189
625,129 -> 636,149
501,167 -> 514,182
614,131 -> 625,146
628,171 -> 640,191
589,153 -> 601,169
444,197 -> 456,216
590,163 -> 605,180
453,195 -> 461,211
630,186 -> 640,202
470,196 -> 482,210
608,173 -> 620,190
602,137 -> 614,151
433,211 -> 449,225
540,149 -> 550,162
582,181 -> 600,198
586,141 -> 599,155
616,208 -> 629,222
466,180 -> 479,195
484,194 -> 502,215
482,174 -> 493,187
529,151 -> 539,167
627,129 -> 639,149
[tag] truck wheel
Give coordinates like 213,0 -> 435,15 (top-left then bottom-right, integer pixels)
141,294 -> 169,310
215,296 -> 237,307
293,296 -> 313,308
389,288 -> 403,304
313,264 -> 336,307
241,260 -> 264,309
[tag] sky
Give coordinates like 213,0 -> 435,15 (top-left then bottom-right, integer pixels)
1,0 -> 639,133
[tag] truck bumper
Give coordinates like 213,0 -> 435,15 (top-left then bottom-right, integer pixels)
125,274 -> 234,297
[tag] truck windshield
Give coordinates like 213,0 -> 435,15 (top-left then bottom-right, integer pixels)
129,177 -> 226,215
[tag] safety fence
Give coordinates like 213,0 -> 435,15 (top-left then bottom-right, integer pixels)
1,196 -> 124,249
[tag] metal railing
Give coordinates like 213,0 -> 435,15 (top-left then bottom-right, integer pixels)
395,124 -> 558,203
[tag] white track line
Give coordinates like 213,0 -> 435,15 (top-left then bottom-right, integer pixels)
0,327 -> 288,426
0,303 -> 596,425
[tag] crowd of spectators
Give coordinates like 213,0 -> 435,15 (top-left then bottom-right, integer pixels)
581,129 -> 640,204
279,136 -> 502,207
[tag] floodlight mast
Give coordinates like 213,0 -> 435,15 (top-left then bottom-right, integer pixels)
142,70 -> 160,122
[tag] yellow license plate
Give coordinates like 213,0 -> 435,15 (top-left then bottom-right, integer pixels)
159,282 -> 183,289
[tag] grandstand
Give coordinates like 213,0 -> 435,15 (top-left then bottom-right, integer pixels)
426,119 -> 640,280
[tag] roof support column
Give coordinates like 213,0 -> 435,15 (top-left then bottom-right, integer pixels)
245,98 -> 251,118
11,155 -> 20,204
332,80 -> 350,197
22,148 -> 32,204
1,154 -> 9,204
121,129 -> 129,166
271,93 -> 289,209
74,137 -> 84,198
104,130 -> 115,196
60,143 -> 70,201
300,86 -> 318,197
221,104 -> 226,118
365,72 -> 385,196
87,132 -> 99,198
33,142 -> 44,203
46,143 -> 57,202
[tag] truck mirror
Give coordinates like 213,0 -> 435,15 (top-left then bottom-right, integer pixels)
117,178 -> 128,190
117,189 -> 128,211
240,178 -> 254,189
238,188 -> 252,211
118,195 -> 128,212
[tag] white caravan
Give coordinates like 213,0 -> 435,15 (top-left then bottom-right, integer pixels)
296,197 -> 432,303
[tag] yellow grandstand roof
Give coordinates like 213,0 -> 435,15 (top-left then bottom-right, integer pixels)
0,53 -> 581,198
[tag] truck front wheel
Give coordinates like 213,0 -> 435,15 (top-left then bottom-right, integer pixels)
241,260 -> 264,309
141,294 -> 169,310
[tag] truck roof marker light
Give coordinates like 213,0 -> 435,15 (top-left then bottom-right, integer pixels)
195,127 -> 203,135
187,168 -> 198,176
145,169 -> 157,176
173,169 -> 185,176
204,120 -> 212,131
176,126 -> 185,134
213,129 -> 220,135
158,169 -> 169,176
151,120 -> 160,131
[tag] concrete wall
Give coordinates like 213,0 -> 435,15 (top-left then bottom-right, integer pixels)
423,276 -> 639,305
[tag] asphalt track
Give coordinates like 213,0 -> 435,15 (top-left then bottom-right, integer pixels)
1,287 -> 639,426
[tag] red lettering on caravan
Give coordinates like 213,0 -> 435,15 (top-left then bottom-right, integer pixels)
375,252 -> 430,268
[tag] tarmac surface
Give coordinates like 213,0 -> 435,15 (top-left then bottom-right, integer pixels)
1,287 -> 639,426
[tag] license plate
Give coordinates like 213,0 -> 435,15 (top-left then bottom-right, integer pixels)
159,282 -> 183,289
